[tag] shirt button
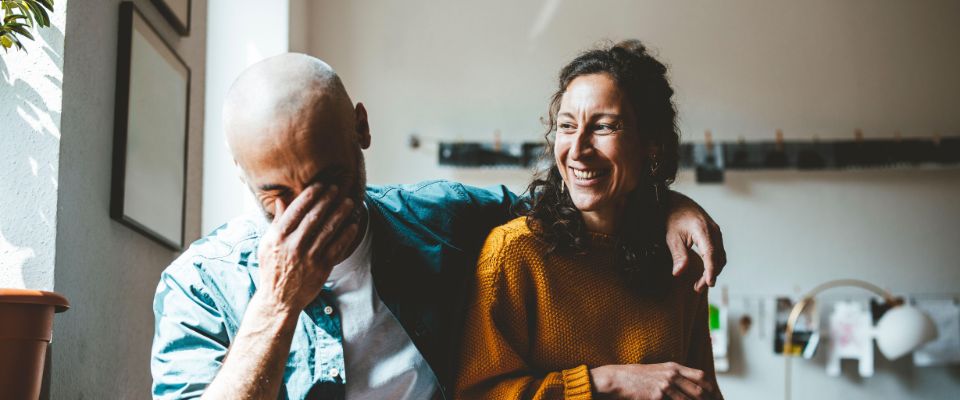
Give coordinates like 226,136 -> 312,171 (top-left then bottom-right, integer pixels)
328,367 -> 340,378
323,305 -> 334,315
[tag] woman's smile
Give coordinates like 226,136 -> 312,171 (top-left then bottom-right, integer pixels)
570,166 -> 611,182
554,73 -> 644,227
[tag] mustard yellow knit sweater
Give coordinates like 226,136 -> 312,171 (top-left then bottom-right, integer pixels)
455,217 -> 716,400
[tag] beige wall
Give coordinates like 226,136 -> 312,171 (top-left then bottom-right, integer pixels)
53,0 -> 206,397
296,1 -> 960,399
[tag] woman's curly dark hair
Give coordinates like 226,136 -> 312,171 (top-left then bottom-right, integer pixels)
518,39 -> 681,290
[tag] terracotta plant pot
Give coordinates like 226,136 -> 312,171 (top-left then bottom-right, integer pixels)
0,289 -> 69,400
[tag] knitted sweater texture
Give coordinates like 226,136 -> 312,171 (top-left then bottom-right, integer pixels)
455,217 -> 716,399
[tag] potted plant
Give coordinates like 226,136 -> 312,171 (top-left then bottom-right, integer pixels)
1,0 -> 55,52
0,288 -> 69,399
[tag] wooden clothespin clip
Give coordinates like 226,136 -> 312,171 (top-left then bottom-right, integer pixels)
775,129 -> 785,151
493,129 -> 502,152
408,133 -> 421,149
854,128 -> 864,143
705,129 -> 714,151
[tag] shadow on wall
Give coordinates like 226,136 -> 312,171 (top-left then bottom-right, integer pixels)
0,20 -> 65,290
0,52 -> 7,81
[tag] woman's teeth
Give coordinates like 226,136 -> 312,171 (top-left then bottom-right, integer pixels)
572,168 -> 609,180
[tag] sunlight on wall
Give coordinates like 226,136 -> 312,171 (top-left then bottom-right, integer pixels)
0,3 -> 67,291
202,0 -> 290,234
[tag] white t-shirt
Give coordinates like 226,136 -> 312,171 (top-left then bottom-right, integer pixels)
325,209 -> 439,399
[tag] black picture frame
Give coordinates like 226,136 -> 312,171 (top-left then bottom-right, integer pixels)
111,2 -> 191,251
150,0 -> 191,36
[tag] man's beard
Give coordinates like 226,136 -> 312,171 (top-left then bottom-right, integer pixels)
346,148 -> 367,224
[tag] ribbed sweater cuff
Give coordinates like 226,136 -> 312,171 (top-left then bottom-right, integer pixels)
561,364 -> 592,400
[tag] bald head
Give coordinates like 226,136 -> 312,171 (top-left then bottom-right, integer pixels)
224,53 -> 356,154
223,53 -> 371,219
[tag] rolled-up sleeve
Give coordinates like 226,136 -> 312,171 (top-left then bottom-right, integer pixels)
151,261 -> 230,399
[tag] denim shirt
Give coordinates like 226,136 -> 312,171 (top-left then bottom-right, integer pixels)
151,181 -> 516,399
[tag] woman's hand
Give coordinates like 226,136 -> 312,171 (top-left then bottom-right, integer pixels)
665,191 -> 727,292
590,362 -> 720,400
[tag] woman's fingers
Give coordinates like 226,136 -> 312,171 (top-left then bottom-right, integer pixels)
593,363 -> 718,400
672,376 -> 713,399
670,363 -> 716,397
664,385 -> 694,400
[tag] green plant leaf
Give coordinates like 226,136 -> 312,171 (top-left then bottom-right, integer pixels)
0,0 -> 54,54
15,3 -> 32,26
1,32 -> 23,51
4,14 -> 28,24
30,0 -> 52,12
10,24 -> 32,40
24,1 -> 49,27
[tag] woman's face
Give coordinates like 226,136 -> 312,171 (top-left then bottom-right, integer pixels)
554,73 -> 646,218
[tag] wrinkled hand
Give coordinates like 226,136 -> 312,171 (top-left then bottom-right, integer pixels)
590,362 -> 719,400
665,192 -> 726,292
256,183 -> 361,313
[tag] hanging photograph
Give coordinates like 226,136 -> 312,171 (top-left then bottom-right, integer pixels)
151,0 -> 191,36
111,2 -> 190,250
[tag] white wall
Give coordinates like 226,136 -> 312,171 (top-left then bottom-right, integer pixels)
298,1 -> 960,399
0,0 -> 67,291
202,0 -> 290,234
52,0 -> 206,397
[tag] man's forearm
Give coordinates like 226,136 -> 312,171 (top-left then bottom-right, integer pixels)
201,293 -> 299,400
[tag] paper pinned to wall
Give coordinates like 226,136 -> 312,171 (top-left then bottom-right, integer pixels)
912,297 -> 960,367
774,297 -> 819,355
709,303 -> 730,372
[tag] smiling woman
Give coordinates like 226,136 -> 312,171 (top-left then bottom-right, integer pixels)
523,39 -> 681,285
455,40 -> 720,400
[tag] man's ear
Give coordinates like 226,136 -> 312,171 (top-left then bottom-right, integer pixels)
354,102 -> 371,149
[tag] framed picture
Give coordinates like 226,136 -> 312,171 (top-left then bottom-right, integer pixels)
151,0 -> 191,36
111,2 -> 190,250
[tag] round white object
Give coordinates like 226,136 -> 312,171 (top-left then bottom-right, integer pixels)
874,305 -> 938,360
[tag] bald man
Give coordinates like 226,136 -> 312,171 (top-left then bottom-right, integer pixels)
151,53 -> 727,400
